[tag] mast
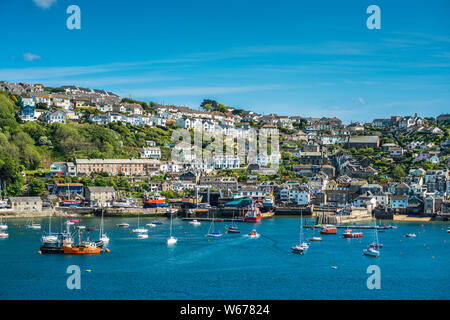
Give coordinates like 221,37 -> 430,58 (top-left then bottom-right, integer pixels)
299,210 -> 303,244
169,212 -> 173,237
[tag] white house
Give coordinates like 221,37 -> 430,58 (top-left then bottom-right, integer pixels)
141,147 -> 161,159
43,110 -> 67,124
52,95 -> 72,110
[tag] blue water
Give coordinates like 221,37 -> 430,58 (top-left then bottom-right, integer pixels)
0,217 -> 448,300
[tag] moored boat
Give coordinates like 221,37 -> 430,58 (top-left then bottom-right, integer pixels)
0,231 -> 8,238
62,227 -> 101,255
291,245 -> 304,254
343,229 -> 363,238
244,204 -> 261,223
142,194 -> 166,208
118,223 -> 129,227
0,217 -> 8,230
363,246 -> 380,257
62,200 -> 82,207
405,233 -> 416,237
320,224 -> 337,234
227,226 -> 240,233
189,219 -> 201,226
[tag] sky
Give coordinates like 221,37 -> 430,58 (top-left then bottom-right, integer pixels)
1,0 -> 449,123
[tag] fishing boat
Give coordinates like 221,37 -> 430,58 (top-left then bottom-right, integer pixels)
166,211 -> 177,245
189,219 -> 201,226
142,194 -> 166,208
320,224 -> 337,235
226,212 -> 240,233
405,233 -> 416,237
98,209 -> 109,245
248,229 -> 259,238
206,215 -> 222,238
62,227 -> 101,255
132,213 -> 148,234
0,217 -> 7,230
118,223 -> 130,227
62,199 -> 82,207
363,219 -> 380,257
62,184 -> 82,207
182,195 -> 202,208
307,227 -> 322,241
244,204 -> 261,223
343,229 -> 363,238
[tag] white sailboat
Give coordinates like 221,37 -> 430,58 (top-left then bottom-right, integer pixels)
206,214 -> 222,238
26,215 -> 41,230
363,218 -> 380,257
0,217 -> 7,230
167,211 -> 177,245
292,211 -> 308,254
0,216 -> 8,238
99,210 -> 109,244
132,212 -> 148,234
41,213 -> 58,243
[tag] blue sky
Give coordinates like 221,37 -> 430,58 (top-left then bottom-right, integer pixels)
1,0 -> 449,123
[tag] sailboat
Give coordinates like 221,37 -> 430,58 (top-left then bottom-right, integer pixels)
226,212 -> 240,233
0,216 -> 8,238
99,210 -> 109,245
307,226 -> 322,241
167,211 -> 177,245
0,217 -> 7,230
41,213 -> 58,244
26,216 -> 41,230
363,218 -> 380,257
292,211 -> 308,254
132,212 -> 148,234
206,214 -> 222,238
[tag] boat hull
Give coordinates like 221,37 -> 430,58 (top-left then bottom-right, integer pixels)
63,245 -> 101,254
343,233 -> 363,238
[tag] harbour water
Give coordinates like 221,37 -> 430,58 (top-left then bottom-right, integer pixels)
0,217 -> 448,299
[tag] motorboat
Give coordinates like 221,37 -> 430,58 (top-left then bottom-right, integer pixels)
189,220 -> 201,226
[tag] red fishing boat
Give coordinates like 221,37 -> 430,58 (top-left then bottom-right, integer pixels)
343,229 -> 363,238
320,225 -> 337,234
244,205 -> 261,223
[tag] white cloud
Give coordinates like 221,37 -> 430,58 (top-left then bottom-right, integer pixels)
22,53 -> 41,62
32,0 -> 57,9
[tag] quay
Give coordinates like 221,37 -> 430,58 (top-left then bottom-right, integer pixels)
303,225 -> 388,230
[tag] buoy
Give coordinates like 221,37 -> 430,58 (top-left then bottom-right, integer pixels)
86,270 -> 91,272
105,248 -> 110,253
38,251 -> 42,254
